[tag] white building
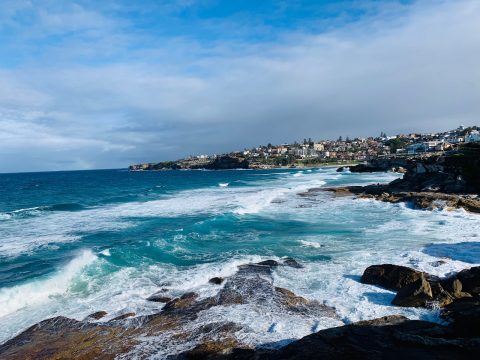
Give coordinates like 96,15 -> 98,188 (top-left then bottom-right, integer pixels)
407,143 -> 426,154
465,130 -> 480,143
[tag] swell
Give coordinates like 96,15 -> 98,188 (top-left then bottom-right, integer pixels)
0,203 -> 85,220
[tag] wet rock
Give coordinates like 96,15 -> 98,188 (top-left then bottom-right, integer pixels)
0,316 -> 137,359
256,260 -> 280,267
209,277 -> 224,285
433,290 -> 455,308
429,260 -> 447,267
282,257 -> 303,269
110,312 -> 136,321
336,166 -> 345,172
427,281 -> 454,307
181,338 -> 242,359
392,276 -> 433,307
457,266 -> 480,295
163,292 -> 199,311
360,264 -> 424,291
147,293 -> 173,303
84,311 -> 108,321
0,260 -> 338,359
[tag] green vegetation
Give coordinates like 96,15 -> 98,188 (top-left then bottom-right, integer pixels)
386,138 -> 408,153
446,142 -> 480,192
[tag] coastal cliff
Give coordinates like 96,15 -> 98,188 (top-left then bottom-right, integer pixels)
130,155 -> 249,171
332,143 -> 480,212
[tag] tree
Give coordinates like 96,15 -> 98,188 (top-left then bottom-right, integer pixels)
386,138 -> 408,153
338,136 -> 343,142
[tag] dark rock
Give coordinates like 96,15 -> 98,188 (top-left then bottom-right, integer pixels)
429,260 -> 447,267
254,315 -> 478,360
440,278 -> 463,295
163,292 -> 199,311
282,257 -> 303,269
209,277 -> 224,285
433,290 -> 455,308
322,151 -> 480,213
256,260 -> 280,267
441,298 -> 480,337
110,312 -> 136,321
84,311 -> 107,321
205,155 -> 249,170
392,276 -> 433,307
147,293 -> 173,303
425,281 -> 454,307
336,166 -> 345,172
360,264 -> 424,291
428,281 -> 444,298
349,164 -> 389,173
457,266 -> 480,295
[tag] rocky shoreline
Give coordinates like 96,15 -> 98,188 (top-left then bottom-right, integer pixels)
1,258 -> 479,359
328,149 -> 480,213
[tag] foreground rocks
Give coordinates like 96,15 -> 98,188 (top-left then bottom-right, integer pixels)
361,264 -> 480,309
0,258 -> 338,359
2,261 -> 480,359
179,265 -> 480,359
249,315 -> 479,360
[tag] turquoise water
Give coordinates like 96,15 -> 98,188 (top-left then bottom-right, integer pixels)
1,168 -> 479,349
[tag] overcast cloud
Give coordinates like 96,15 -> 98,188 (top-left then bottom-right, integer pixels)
0,0 -> 479,172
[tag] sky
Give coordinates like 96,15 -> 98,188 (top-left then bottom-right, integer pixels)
0,0 -> 479,172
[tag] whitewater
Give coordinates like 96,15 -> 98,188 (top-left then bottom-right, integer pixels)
0,167 -> 479,351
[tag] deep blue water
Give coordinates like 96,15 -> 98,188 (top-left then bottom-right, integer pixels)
0,168 -> 479,349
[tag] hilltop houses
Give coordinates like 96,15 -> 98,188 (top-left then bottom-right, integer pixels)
131,125 -> 480,170
466,130 -> 480,143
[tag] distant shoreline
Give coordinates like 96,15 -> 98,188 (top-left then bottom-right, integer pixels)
129,162 -> 361,171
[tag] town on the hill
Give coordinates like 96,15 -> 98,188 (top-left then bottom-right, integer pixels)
130,125 -> 480,170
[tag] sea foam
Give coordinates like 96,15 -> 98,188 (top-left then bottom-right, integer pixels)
0,250 -> 96,318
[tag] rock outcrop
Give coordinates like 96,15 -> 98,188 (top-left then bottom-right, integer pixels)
3,261 -> 480,359
129,155 -> 249,171
0,258 -> 338,359
327,146 -> 480,213
360,264 -> 424,291
361,263 -> 479,310
391,276 -> 433,307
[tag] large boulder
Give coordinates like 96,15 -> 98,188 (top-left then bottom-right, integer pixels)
360,264 -> 424,291
441,298 -> 480,337
256,315 -> 477,360
392,276 -> 433,307
456,267 -> 480,295
428,281 -> 455,308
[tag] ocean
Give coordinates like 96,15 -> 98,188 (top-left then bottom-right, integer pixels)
0,167 -> 479,352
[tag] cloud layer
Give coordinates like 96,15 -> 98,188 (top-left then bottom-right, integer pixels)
0,0 -> 479,172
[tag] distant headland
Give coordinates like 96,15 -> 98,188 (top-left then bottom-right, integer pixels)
129,125 -> 479,171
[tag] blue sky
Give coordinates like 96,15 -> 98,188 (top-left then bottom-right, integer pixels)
0,0 -> 479,172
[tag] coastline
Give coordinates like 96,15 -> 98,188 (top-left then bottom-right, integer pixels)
1,258 -> 479,359
1,166 -> 478,359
